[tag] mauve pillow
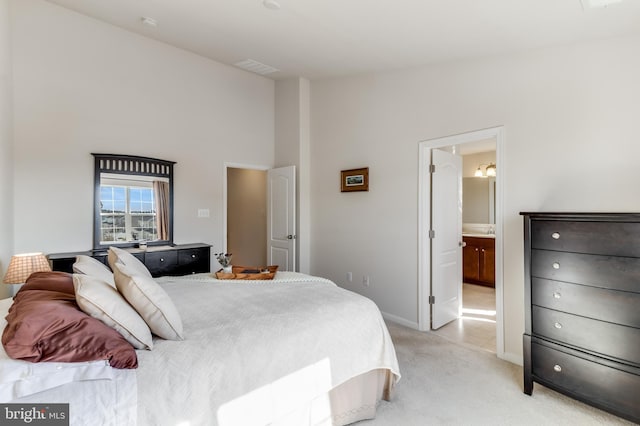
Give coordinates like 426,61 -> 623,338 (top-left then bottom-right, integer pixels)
2,272 -> 137,369
16,271 -> 75,295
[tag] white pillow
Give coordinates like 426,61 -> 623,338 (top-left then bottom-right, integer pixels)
112,263 -> 184,341
73,255 -> 115,287
73,274 -> 153,350
108,246 -> 151,278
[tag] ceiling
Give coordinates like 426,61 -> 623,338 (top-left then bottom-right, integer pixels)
45,0 -> 640,80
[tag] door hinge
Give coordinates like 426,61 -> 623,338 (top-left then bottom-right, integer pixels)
429,164 -> 436,173
429,229 -> 435,239
428,295 -> 435,304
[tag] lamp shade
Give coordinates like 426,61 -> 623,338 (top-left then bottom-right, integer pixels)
3,252 -> 52,284
486,163 -> 496,177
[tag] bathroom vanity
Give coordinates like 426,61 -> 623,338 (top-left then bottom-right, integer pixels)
462,234 -> 495,287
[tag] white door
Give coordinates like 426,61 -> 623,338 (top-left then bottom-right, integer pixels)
267,166 -> 296,271
431,149 -> 463,329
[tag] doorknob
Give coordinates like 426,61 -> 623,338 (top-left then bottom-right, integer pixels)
287,235 -> 296,240
459,241 -> 467,247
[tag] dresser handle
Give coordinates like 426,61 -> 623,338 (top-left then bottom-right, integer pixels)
553,364 -> 562,373
554,322 -> 562,329
552,262 -> 560,269
553,292 -> 561,299
191,254 -> 196,258
551,232 -> 560,240
160,258 -> 164,262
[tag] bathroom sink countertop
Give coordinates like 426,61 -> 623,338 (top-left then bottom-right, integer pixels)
462,233 -> 496,239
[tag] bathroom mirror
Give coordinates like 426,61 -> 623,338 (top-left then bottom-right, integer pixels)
93,153 -> 175,249
463,177 -> 495,224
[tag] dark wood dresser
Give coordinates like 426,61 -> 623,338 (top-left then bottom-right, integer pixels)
48,243 -> 211,278
521,212 -> 640,423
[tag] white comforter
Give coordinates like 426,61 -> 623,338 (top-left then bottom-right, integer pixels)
142,273 -> 400,425
1,273 -> 400,426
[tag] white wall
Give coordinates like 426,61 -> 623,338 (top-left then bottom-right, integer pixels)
11,0 -> 274,263
274,78 -> 311,273
0,0 -> 12,298
310,34 -> 640,360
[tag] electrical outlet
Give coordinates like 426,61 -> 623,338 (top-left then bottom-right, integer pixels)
197,209 -> 210,218
363,275 -> 370,287
347,272 -> 353,282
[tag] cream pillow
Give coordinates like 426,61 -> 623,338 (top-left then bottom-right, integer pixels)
73,274 -> 153,350
112,263 -> 184,341
107,246 -> 151,278
73,255 -> 115,287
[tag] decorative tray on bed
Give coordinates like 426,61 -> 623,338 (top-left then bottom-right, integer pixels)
214,265 -> 279,280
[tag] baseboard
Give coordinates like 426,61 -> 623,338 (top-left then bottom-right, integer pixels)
381,311 -> 419,330
498,351 -> 523,366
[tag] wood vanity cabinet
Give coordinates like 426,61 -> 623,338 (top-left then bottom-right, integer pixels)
521,212 -> 640,424
48,243 -> 211,278
462,236 -> 495,287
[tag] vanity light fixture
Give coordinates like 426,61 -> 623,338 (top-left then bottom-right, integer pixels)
474,163 -> 497,178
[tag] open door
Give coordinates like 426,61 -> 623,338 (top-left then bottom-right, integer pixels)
267,166 -> 296,271
431,149 -> 463,329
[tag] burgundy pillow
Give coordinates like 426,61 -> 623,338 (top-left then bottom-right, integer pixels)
16,271 -> 75,295
2,272 -> 137,369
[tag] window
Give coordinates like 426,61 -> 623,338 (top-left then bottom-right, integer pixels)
100,185 -> 157,243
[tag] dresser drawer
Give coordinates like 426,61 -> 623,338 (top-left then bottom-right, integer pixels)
532,306 -> 640,365
531,249 -> 640,293
177,247 -> 210,275
144,250 -> 178,277
532,341 -> 640,421
532,278 -> 640,328
531,220 -> 640,257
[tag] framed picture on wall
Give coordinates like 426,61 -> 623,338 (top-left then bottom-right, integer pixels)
341,167 -> 369,192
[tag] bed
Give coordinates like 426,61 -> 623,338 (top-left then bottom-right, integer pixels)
1,263 -> 400,426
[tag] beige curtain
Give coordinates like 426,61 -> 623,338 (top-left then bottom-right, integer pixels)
153,180 -> 170,240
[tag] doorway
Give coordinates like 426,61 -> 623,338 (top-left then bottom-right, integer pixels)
418,127 -> 505,359
223,163 -> 297,271
226,167 -> 268,266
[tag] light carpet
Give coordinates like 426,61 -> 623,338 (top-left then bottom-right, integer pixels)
359,322 -> 635,425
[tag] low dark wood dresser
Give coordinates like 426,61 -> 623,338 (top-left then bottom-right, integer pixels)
521,212 -> 640,423
48,243 -> 211,278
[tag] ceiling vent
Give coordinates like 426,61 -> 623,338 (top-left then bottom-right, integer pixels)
234,59 -> 279,75
581,0 -> 624,9
140,17 -> 158,28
